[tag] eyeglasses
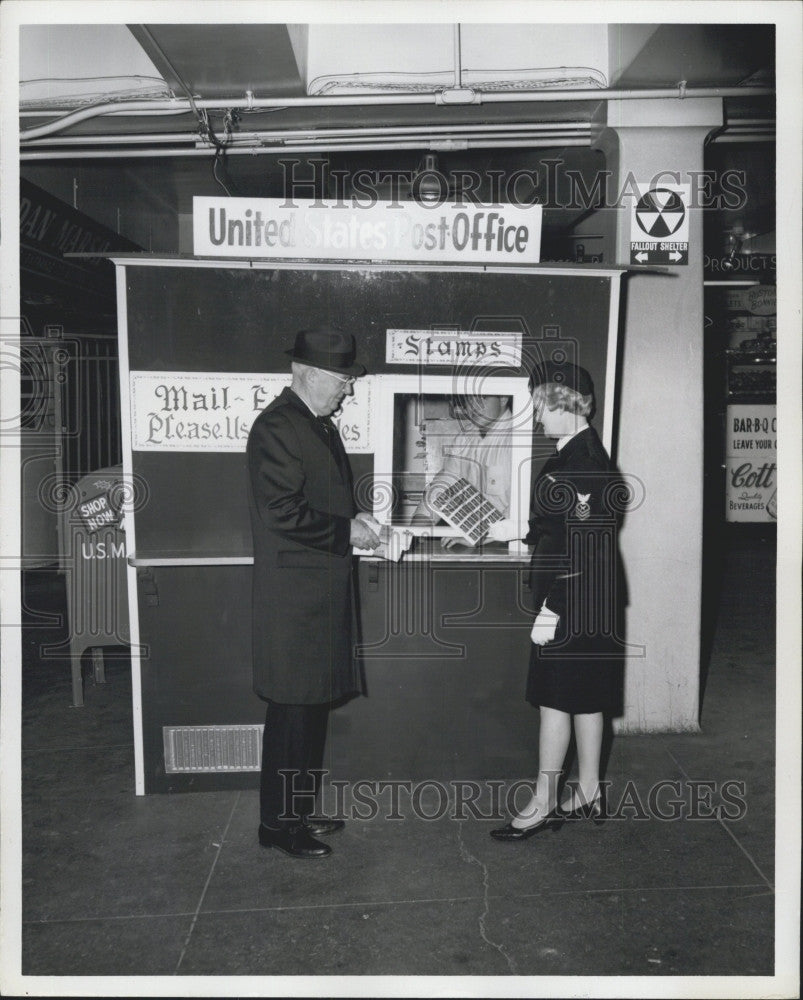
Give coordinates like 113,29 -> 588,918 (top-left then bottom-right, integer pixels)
326,371 -> 356,387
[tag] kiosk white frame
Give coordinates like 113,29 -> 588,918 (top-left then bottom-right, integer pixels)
111,258 -> 625,793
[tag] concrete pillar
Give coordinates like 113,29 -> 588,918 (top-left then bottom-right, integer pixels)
596,98 -> 723,732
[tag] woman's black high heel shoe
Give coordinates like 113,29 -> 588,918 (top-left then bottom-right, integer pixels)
490,810 -> 565,841
557,791 -> 606,826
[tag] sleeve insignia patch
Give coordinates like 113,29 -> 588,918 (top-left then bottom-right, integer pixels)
574,492 -> 591,520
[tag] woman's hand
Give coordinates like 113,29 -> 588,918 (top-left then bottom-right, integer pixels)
441,536 -> 474,550
531,605 -> 559,645
485,518 -> 523,543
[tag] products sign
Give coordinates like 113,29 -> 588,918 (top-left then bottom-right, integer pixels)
193,197 -> 542,264
630,184 -> 690,265
386,329 -> 522,367
129,372 -> 373,453
725,403 -> 777,521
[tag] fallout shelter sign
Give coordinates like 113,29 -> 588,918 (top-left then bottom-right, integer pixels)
630,184 -> 690,265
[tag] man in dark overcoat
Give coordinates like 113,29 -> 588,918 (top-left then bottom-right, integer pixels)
246,328 -> 379,859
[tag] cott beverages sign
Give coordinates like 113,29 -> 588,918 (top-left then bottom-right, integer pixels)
725,403 -> 777,521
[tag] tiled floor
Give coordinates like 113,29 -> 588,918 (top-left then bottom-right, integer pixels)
17,531 -> 780,981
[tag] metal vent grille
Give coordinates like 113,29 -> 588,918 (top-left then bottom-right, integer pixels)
163,724 -> 263,773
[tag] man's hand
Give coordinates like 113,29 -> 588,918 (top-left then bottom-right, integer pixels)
486,518 -> 523,543
350,516 -> 381,549
531,605 -> 559,645
356,511 -> 381,530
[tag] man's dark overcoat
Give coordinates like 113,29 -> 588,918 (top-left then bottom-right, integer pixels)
246,387 -> 361,704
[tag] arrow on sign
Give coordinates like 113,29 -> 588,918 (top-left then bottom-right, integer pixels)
669,251 -> 683,262
635,251 -> 649,263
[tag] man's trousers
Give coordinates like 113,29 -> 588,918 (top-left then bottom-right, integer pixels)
259,700 -> 330,829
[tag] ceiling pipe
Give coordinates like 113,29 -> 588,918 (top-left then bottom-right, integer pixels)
22,131 -> 592,148
19,137 -> 595,162
21,122 -> 592,147
21,107 -> 191,117
19,84 -> 774,142
477,85 -> 773,103
19,122 -> 770,159
20,133 -> 594,152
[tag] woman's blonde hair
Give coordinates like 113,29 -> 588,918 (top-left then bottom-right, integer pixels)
532,381 -> 593,417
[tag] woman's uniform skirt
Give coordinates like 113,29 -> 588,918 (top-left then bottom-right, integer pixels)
525,577 -> 622,715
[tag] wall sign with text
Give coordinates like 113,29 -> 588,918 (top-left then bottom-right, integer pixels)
193,197 -> 542,264
630,184 -> 690,265
386,329 -> 522,367
725,403 -> 777,522
129,372 -> 373,453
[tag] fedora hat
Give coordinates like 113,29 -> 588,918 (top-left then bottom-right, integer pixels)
529,359 -> 594,397
285,327 -> 366,377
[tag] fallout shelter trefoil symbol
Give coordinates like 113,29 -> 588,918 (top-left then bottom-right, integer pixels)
635,188 -> 686,238
631,184 -> 689,265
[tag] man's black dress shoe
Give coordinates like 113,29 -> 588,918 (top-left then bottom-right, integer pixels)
490,813 -> 564,841
258,824 -> 332,858
304,817 -> 346,836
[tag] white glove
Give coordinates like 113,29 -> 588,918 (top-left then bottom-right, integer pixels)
485,518 -> 523,543
531,604 -> 559,645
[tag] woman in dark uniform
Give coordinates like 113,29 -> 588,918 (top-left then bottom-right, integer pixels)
488,360 -> 619,840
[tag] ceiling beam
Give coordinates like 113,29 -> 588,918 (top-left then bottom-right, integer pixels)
128,24 -> 307,99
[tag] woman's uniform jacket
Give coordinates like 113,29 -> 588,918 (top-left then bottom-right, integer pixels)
524,424 -> 620,713
246,387 -> 361,705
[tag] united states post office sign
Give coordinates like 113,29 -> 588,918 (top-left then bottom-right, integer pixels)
129,372 -> 373,453
193,196 -> 542,264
